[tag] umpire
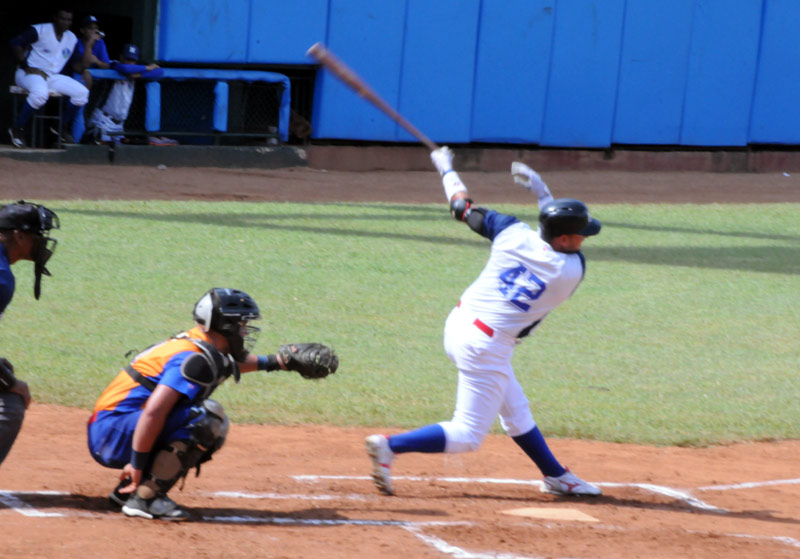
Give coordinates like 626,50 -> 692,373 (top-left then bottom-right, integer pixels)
0,201 -> 60,466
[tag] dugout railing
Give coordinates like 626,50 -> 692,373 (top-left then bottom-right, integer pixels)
87,68 -> 291,145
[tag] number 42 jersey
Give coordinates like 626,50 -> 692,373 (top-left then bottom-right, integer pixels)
457,210 -> 586,340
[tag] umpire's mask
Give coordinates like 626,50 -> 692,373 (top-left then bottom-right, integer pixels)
0,201 -> 60,299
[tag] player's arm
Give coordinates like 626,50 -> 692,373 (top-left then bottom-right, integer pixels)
10,27 -> 44,76
430,146 -> 520,241
123,383 -> 182,492
95,39 -> 111,69
238,352 -> 281,374
510,161 -> 554,209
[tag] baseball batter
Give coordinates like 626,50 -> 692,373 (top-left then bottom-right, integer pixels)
0,201 -> 60,466
9,8 -> 89,147
366,147 -> 602,497
88,288 -> 337,521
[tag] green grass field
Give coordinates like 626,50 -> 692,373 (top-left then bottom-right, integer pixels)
3,200 -> 798,446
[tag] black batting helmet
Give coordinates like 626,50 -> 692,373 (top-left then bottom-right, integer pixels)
538,198 -> 601,243
193,288 -> 261,361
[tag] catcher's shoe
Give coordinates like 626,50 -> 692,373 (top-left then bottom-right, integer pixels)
541,467 -> 602,497
365,434 -> 395,496
108,479 -> 132,507
122,493 -> 189,521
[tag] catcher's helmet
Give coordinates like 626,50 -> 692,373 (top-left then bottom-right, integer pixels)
538,198 -> 601,243
0,200 -> 60,300
193,288 -> 261,361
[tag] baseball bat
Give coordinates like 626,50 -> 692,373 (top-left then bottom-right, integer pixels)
306,42 -> 440,152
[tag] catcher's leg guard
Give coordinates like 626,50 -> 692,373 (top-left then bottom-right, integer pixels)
135,400 -> 229,500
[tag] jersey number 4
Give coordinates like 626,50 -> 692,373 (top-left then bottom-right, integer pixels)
497,266 -> 546,311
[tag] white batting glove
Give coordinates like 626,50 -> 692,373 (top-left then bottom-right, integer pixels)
511,161 -> 552,202
431,146 -> 455,176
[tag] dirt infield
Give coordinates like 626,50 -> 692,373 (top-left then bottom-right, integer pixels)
1,159 -> 799,559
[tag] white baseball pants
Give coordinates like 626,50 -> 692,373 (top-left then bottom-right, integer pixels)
15,68 -> 89,109
439,306 -> 537,453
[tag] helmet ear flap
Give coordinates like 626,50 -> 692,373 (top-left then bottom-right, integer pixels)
193,292 -> 216,332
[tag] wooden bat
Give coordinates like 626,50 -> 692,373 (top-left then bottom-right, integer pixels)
307,42 -> 440,151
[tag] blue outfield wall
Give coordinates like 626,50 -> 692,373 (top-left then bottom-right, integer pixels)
157,0 -> 800,147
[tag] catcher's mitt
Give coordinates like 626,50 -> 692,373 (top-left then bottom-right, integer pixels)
278,343 -> 338,379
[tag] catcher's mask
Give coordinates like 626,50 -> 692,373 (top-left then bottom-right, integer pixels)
0,201 -> 60,299
538,198 -> 601,250
193,288 -> 261,361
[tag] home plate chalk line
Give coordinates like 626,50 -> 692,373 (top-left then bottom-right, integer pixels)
2,475 -> 800,558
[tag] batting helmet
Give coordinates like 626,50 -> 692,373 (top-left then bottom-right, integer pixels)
0,200 -> 60,300
538,198 -> 601,243
193,288 -> 261,361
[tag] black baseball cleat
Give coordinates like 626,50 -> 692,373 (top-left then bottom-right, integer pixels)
122,492 -> 189,521
108,478 -> 132,507
8,127 -> 26,148
49,126 -> 74,144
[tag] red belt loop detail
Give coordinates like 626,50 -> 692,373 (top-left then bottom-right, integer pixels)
473,318 -> 494,337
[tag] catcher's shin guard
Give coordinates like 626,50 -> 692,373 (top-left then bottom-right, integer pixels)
136,400 -> 229,499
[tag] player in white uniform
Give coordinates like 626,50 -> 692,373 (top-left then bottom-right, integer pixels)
9,8 -> 90,147
366,147 -> 603,497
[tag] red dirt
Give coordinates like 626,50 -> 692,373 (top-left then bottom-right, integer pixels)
0,159 -> 798,559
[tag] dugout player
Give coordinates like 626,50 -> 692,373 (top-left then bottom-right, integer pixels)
70,15 -> 111,143
8,7 -> 90,147
0,201 -> 60,466
87,288 -> 337,521
366,148 -> 603,497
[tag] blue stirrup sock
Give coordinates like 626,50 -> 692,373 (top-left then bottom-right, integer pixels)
15,102 -> 36,129
512,426 -> 566,477
388,424 -> 446,454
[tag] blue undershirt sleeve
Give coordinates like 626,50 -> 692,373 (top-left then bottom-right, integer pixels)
159,351 -> 204,401
480,210 -> 520,241
10,27 -> 37,48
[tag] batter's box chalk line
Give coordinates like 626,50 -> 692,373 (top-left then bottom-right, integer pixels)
291,474 -> 800,513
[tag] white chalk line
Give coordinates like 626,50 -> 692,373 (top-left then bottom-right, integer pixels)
403,525 -> 551,559
204,515 -> 470,528
686,530 -> 800,549
697,478 -> 800,491
0,490 -> 69,518
293,475 -> 731,512
204,490 -> 367,501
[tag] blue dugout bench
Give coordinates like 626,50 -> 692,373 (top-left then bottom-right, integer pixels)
87,68 -> 291,144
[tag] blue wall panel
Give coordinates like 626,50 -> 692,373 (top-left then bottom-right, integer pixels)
681,0 -> 762,146
541,0 -> 626,147
471,0 -> 556,143
311,0 -> 406,141
158,0 -> 800,147
396,0 -> 481,143
750,0 -> 800,144
158,0 -> 250,63
612,0 -> 693,144
247,0 -> 328,64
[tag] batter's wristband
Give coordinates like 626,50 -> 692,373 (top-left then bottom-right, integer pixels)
131,450 -> 149,470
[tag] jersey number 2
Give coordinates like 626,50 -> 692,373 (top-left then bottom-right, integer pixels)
498,266 -> 546,311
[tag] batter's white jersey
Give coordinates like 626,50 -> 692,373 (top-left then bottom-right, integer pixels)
458,214 -> 585,339
26,23 -> 77,76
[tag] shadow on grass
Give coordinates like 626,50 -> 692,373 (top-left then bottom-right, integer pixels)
59,208 -> 800,275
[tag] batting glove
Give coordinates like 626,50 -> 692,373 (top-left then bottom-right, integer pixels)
511,161 -> 552,202
431,146 -> 455,176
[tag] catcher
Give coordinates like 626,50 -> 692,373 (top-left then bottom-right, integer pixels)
87,287 -> 337,521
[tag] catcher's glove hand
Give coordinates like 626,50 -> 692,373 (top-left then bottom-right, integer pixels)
277,343 -> 338,379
